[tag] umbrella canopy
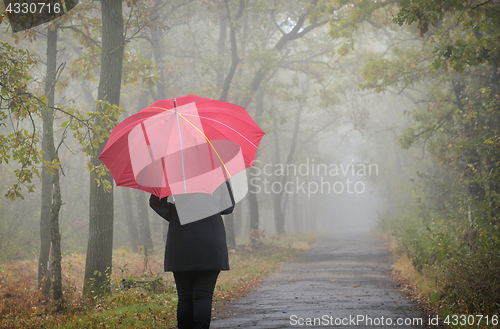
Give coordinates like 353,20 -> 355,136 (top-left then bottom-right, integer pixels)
99,95 -> 265,198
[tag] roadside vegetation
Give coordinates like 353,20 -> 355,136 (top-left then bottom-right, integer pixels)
379,194 -> 500,329
358,0 -> 500,326
0,232 -> 316,329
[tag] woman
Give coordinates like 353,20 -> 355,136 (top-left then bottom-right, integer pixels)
149,181 -> 235,329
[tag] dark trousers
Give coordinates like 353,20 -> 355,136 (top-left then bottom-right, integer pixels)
173,270 -> 220,329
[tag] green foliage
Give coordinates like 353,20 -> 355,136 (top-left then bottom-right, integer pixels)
441,226 -> 500,314
122,52 -> 159,88
360,46 -> 432,93
382,191 -> 500,314
69,47 -> 101,82
86,266 -> 113,299
0,42 -> 43,199
394,0 -> 500,70
325,0 -> 398,56
62,100 -> 124,192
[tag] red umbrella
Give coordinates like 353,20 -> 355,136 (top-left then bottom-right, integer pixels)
99,95 -> 265,198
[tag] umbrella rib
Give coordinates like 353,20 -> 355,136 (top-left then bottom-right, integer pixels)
177,112 -> 232,179
146,107 -> 175,113
180,112 -> 259,148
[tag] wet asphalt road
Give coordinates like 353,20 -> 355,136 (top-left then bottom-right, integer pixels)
211,235 -> 439,329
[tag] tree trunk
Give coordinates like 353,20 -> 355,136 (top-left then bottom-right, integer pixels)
271,125 -> 285,235
39,24 -> 64,306
220,0 -> 244,101
83,0 -> 124,297
233,199 -> 243,239
224,214 -> 236,250
150,0 -> 166,100
146,19 -> 168,249
50,154 -> 63,306
219,0 -> 245,248
274,81 -> 309,235
292,191 -> 299,233
38,174 -> 51,295
247,111 -> 261,238
273,192 -> 285,235
216,9 -> 227,91
122,188 -> 140,252
248,188 -> 259,231
128,94 -> 155,252
247,87 -> 266,233
135,190 -> 154,251
39,57 -> 53,297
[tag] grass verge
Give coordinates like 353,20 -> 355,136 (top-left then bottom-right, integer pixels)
384,233 -> 499,329
0,232 -> 317,329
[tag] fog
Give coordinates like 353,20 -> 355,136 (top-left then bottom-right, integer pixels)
316,157 -> 383,235
0,0 -> 482,270
0,1 -> 418,254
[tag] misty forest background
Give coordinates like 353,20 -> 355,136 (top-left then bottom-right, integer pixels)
1,0 -> 500,319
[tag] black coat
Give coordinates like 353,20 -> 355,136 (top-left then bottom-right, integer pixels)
149,182 -> 235,272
